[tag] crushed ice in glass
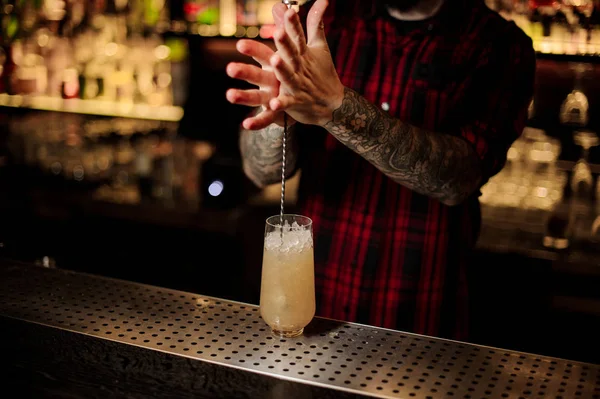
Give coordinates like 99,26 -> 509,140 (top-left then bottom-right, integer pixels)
265,220 -> 313,252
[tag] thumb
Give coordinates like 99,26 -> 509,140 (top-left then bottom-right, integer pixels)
306,0 -> 329,47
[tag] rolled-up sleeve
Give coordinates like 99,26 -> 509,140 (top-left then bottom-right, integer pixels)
458,30 -> 536,184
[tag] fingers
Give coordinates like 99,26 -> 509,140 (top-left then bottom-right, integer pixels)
306,0 -> 329,47
269,53 -> 296,86
226,88 -> 272,107
273,8 -> 308,71
273,27 -> 300,70
236,39 -> 274,68
243,108 -> 278,130
269,93 -> 294,112
272,2 -> 287,27
284,8 -> 308,55
226,62 -> 278,88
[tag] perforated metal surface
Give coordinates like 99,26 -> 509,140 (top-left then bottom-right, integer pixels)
1,262 -> 599,399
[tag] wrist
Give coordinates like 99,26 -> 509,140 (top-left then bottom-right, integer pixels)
319,84 -> 346,127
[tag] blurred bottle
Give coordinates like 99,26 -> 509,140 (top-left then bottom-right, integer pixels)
239,0 -> 259,27
571,130 -> 598,199
544,199 -> 573,250
62,67 -> 80,99
184,0 -> 220,24
142,0 -> 171,33
165,37 -> 189,107
0,45 -> 16,94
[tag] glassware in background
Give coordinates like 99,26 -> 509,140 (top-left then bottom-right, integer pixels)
570,130 -> 599,242
543,198 -> 573,250
260,214 -> 315,338
543,130 -> 598,250
560,90 -> 589,127
480,128 -> 564,211
571,130 -> 599,198
559,63 -> 592,127
522,129 -> 563,211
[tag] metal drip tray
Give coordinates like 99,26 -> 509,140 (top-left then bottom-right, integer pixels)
1,262 -> 599,399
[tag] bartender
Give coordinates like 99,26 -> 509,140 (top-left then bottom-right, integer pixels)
225,0 -> 535,341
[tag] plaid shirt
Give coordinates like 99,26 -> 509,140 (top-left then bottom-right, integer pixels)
295,0 -> 535,340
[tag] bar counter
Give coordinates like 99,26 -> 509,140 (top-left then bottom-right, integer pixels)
1,260 -> 599,399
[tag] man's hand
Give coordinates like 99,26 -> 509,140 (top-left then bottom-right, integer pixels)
268,0 -> 345,127
226,3 -> 294,130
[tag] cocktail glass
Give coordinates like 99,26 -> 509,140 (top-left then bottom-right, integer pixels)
259,214 -> 315,338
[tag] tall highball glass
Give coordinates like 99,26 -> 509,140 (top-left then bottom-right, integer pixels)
259,214 -> 315,338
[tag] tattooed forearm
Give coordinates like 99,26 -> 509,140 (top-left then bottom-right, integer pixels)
323,88 -> 482,205
239,121 -> 298,188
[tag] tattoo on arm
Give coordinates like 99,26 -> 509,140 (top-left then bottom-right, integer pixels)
239,122 -> 298,188
323,88 -> 482,205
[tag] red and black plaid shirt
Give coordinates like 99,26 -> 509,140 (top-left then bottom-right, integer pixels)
295,0 -> 535,340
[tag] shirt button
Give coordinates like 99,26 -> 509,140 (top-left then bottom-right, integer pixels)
381,102 -> 390,111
